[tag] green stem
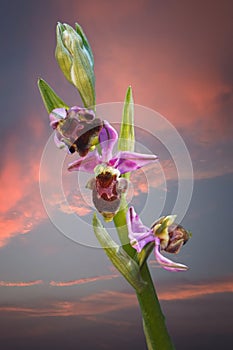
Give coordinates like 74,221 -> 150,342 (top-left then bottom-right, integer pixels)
136,264 -> 175,350
113,86 -> 174,348
114,203 -> 175,349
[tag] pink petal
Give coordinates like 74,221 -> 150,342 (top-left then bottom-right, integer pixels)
99,120 -> 118,162
68,150 -> 101,173
154,237 -> 188,271
110,151 -> 158,174
127,207 -> 154,253
131,237 -> 155,253
49,108 -> 67,129
54,132 -> 67,150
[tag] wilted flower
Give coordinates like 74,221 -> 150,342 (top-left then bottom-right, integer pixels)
55,22 -> 95,108
68,121 -> 158,221
49,106 -> 103,157
127,207 -> 190,271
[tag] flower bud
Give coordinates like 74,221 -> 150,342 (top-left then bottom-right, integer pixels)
55,22 -> 95,108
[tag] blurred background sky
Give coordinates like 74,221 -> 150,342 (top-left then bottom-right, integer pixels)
0,0 -> 233,349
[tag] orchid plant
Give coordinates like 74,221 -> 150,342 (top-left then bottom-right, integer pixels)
38,22 -> 191,350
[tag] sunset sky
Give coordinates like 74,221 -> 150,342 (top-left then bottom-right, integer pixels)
0,0 -> 233,349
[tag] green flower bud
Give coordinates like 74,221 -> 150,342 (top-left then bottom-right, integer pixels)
55,22 -> 95,108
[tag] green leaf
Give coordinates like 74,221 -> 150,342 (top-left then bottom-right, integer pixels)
118,86 -> 135,153
93,214 -> 146,292
113,86 -> 135,252
37,78 -> 69,113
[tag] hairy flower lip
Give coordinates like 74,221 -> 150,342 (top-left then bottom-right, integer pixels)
96,173 -> 118,199
127,206 -> 189,272
164,238 -> 184,254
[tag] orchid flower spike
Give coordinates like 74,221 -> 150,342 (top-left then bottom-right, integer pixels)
127,206 -> 190,271
49,106 -> 103,157
68,121 -> 158,221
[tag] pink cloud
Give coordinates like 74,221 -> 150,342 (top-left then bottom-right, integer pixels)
62,1 -> 232,152
0,117 -> 47,247
0,279 -> 231,317
0,291 -> 136,317
158,279 -> 233,301
49,274 -> 119,286
0,280 -> 43,287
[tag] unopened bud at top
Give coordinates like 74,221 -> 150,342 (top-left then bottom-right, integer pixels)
55,22 -> 95,108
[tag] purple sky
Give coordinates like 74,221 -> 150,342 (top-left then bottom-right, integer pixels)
0,0 -> 233,349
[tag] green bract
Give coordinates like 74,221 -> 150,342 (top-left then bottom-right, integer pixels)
93,214 -> 146,292
37,78 -> 69,113
55,22 -> 95,108
118,86 -> 135,153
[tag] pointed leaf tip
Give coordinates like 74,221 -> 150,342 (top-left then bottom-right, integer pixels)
118,86 -> 135,154
38,78 -> 69,113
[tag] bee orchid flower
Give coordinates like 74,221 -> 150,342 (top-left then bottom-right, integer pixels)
127,206 -> 190,271
68,121 -> 158,221
49,106 -> 103,157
